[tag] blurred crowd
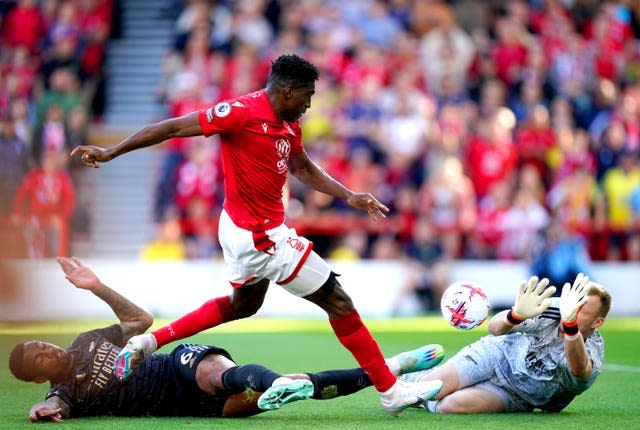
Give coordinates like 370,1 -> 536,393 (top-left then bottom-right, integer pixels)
150,0 -> 640,258
144,0 -> 640,311
0,0 -> 116,258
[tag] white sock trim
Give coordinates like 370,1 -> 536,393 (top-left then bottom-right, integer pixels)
386,357 -> 400,376
426,400 -> 439,413
380,379 -> 399,396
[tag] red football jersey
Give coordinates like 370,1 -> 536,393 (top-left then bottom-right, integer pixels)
198,90 -> 303,231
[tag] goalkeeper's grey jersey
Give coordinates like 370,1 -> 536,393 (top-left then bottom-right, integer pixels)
489,298 -> 604,410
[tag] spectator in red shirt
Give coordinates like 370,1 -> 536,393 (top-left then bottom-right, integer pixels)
418,156 -> 476,258
2,46 -> 38,100
76,0 -> 112,77
514,104 -> 556,182
465,109 -> 518,200
174,137 -> 221,215
11,149 -> 75,258
491,15 -> 529,87
469,180 -> 511,259
1,0 -> 44,54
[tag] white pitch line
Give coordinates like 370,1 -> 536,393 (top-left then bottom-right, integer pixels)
604,364 -> 640,373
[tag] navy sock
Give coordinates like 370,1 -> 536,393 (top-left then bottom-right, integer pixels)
306,368 -> 372,399
221,364 -> 281,393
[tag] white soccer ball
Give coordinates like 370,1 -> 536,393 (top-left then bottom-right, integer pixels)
440,281 -> 490,330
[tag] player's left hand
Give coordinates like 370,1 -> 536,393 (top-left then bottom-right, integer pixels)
57,257 -> 101,292
560,272 -> 590,323
29,405 -> 64,423
512,276 -> 556,320
346,192 -> 389,221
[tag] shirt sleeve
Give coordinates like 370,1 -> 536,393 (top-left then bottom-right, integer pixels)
198,101 -> 248,138
46,383 -> 74,412
73,324 -> 125,348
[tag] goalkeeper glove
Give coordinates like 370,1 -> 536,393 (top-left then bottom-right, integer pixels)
506,276 -> 556,325
560,272 -> 590,340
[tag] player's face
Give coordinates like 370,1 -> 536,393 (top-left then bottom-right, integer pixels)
284,82 -> 315,121
577,295 -> 605,334
23,341 -> 72,382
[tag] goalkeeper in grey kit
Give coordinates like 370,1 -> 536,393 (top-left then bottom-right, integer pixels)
401,273 -> 611,413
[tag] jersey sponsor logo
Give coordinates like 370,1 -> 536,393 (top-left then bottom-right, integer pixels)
88,340 -> 119,390
180,352 -> 194,365
214,102 -> 231,118
275,139 -> 290,158
206,107 -> 214,122
275,139 -> 291,173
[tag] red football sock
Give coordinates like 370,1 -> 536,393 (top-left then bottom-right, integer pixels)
152,295 -> 236,347
329,310 -> 396,392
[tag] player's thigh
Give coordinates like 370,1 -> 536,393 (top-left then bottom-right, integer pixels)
423,361 -> 462,399
437,386 -> 505,414
278,249 -> 331,297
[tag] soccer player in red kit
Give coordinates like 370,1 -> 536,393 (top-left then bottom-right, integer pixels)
71,54 -> 442,415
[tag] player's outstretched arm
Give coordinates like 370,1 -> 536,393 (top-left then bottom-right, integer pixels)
488,276 -> 556,335
71,112 -> 203,168
560,273 -> 593,379
28,396 -> 70,423
57,257 -> 153,341
288,150 -> 389,221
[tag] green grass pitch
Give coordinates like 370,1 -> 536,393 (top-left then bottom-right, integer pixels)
1,316 -> 639,430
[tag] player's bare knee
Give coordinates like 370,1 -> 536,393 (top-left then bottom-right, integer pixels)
232,301 -> 262,318
328,282 -> 354,315
434,396 -> 459,414
231,282 -> 268,318
231,295 -> 264,318
322,277 -> 355,317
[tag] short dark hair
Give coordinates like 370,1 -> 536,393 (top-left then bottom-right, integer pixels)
9,343 -> 31,382
267,54 -> 319,88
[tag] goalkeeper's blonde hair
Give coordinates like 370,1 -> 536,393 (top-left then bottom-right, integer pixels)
587,283 -> 611,318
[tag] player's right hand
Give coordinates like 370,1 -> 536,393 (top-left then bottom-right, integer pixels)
560,272 -> 590,323
71,145 -> 111,168
57,257 -> 101,292
29,405 -> 63,423
512,276 -> 556,320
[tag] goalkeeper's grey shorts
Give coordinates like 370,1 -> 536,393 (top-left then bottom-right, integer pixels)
448,339 -> 535,412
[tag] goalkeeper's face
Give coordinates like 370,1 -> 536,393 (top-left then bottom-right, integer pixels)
22,341 -> 73,383
577,295 -> 606,336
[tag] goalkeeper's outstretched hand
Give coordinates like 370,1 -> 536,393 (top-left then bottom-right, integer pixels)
512,276 -> 557,321
560,272 -> 590,323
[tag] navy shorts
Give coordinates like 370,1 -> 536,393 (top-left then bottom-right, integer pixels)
172,344 -> 235,383
168,344 -> 235,417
